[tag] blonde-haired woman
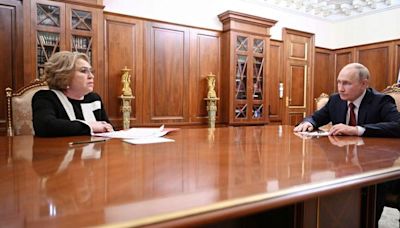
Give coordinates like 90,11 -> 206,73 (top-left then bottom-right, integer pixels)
32,51 -> 113,137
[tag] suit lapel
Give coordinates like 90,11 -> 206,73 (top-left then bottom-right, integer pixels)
338,100 -> 347,124
358,89 -> 373,125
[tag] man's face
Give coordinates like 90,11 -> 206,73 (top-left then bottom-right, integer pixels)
337,67 -> 368,102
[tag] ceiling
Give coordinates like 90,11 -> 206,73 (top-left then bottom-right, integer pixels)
248,0 -> 400,21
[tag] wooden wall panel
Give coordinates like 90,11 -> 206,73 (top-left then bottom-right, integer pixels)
189,29 -> 220,123
289,65 -> 306,106
335,42 -> 397,92
289,113 -> 304,126
3,2 -> 399,135
357,44 -> 394,91
268,40 -> 283,123
144,23 -> 189,123
0,0 -> 23,135
302,189 -> 364,228
319,189 -> 361,228
314,48 -> 334,110
334,48 -> 354,92
104,14 -> 143,129
396,41 -> 400,84
219,32 -> 230,124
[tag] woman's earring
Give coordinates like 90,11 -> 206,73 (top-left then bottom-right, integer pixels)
66,85 -> 70,89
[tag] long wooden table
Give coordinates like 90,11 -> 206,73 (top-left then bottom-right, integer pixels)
1,125 -> 399,227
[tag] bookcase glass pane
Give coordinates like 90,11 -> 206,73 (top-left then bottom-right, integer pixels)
235,104 -> 247,119
71,9 -> 92,31
252,104 -> 263,119
236,55 -> 247,100
236,36 -> 248,52
253,39 -> 264,54
72,35 -> 92,63
253,57 -> 264,100
37,4 -> 60,27
37,31 -> 60,79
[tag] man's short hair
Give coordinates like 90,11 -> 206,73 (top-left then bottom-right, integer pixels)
347,63 -> 370,81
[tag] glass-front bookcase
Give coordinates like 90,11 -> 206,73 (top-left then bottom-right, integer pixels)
233,33 -> 267,123
33,0 -> 97,79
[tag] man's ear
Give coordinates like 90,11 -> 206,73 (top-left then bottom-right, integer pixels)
362,79 -> 369,88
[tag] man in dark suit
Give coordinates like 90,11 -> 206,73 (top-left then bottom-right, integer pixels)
294,63 -> 400,227
294,62 -> 400,137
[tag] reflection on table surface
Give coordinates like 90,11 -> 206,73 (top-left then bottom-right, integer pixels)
1,125 -> 399,227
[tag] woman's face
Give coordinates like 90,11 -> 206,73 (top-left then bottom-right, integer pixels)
68,58 -> 94,97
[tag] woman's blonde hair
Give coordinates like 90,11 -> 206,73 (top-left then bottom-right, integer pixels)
44,51 -> 90,90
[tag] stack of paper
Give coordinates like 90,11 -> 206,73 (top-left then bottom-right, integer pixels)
93,125 -> 177,144
298,131 -> 329,137
124,137 -> 174,145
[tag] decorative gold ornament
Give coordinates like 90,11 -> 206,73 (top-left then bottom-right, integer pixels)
119,66 -> 135,130
204,72 -> 219,128
121,66 -> 133,96
206,73 -> 217,99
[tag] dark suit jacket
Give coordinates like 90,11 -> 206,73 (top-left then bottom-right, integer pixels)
305,88 -> 400,137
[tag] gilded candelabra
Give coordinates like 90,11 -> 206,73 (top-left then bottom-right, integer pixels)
118,66 -> 135,130
204,72 -> 219,128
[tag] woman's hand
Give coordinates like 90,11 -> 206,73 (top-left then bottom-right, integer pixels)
89,121 -> 114,133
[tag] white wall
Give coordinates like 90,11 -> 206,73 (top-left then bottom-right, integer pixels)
332,7 -> 400,48
103,0 -> 400,49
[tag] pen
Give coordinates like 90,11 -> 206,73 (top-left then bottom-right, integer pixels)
68,139 -> 107,146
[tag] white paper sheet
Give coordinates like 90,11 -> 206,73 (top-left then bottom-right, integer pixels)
93,125 -> 172,139
298,131 -> 330,137
123,137 -> 175,145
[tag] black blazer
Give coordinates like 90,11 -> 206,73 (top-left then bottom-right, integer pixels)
32,90 -> 111,137
305,88 -> 400,137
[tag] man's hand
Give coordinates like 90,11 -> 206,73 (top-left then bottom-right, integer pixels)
328,123 -> 358,136
294,122 -> 314,132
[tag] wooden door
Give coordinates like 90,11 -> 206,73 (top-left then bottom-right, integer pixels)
282,28 -> 314,125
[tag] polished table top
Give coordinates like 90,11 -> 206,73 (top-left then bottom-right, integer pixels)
1,125 -> 400,227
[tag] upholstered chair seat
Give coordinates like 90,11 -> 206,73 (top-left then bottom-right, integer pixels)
382,83 -> 400,112
314,92 -> 329,111
314,93 -> 331,131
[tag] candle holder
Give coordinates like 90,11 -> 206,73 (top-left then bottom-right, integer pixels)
118,66 -> 135,130
204,72 -> 219,128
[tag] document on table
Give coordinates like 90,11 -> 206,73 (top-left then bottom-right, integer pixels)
123,137 -> 175,145
93,125 -> 177,144
297,130 -> 329,137
93,125 -> 176,139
